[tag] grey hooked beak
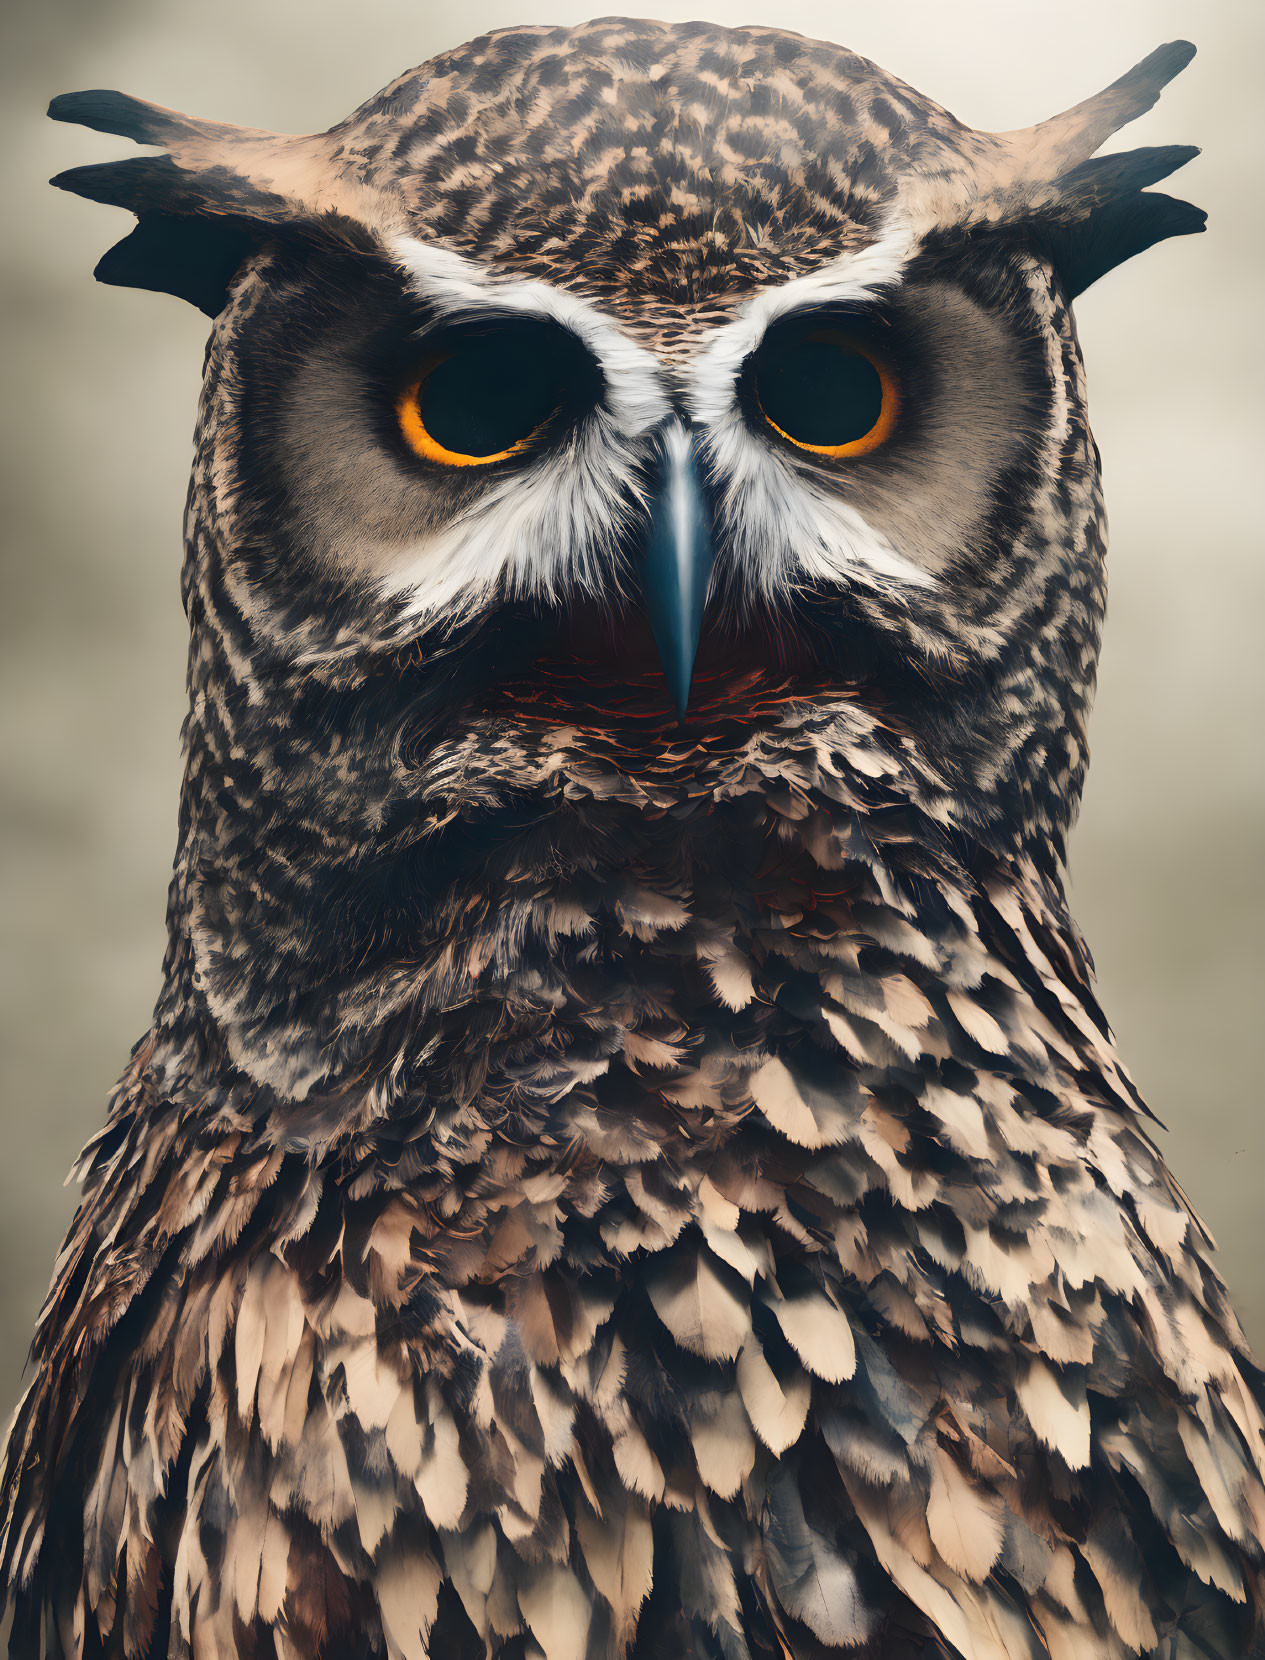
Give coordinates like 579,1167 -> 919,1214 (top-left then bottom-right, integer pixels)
639,422 -> 716,716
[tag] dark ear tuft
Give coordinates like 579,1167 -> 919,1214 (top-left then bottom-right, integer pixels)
51,153 -> 292,222
1036,143 -> 1205,297
1040,191 -> 1205,298
48,90 -> 187,146
47,85 -> 376,317
51,157 -> 268,315
1060,144 -> 1201,199
53,155 -> 195,213
93,215 -> 260,317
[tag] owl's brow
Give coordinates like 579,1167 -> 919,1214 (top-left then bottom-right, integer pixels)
686,217 -> 915,428
388,236 -> 670,437
389,227 -> 916,437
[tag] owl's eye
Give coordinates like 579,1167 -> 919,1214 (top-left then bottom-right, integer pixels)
396,332 -> 571,467
752,328 -> 898,458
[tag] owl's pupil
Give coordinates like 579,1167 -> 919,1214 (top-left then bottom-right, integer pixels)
417,335 -> 563,458
756,335 -> 884,450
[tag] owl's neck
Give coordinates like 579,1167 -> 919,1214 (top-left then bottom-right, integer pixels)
145,633 -> 1111,1166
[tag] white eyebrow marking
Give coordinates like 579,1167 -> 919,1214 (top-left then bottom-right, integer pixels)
684,216 -> 935,599
364,237 -> 671,627
687,215 -> 916,428
389,236 -> 667,438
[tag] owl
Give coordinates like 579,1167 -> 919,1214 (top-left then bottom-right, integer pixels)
2,18 -> 1262,1660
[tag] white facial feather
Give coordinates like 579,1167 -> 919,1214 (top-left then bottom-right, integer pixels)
687,216 -> 917,420
687,217 -> 934,603
384,237 -> 671,622
379,224 -> 930,629
389,239 -> 671,439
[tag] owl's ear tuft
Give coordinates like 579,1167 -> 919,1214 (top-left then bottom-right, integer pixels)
50,152 -> 292,223
92,214 -> 262,317
1038,190 -> 1205,300
49,88 -> 394,316
1037,144 -> 1205,297
1009,41 -> 1197,177
51,151 -> 286,316
946,44 -> 1206,299
48,89 -> 199,147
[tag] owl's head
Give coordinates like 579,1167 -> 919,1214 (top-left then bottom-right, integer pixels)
54,21 -> 1201,875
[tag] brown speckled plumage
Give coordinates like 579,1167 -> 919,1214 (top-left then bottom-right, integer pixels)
4,20 -> 1261,1660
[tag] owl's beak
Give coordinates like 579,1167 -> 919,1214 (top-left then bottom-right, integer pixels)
639,422 -> 716,716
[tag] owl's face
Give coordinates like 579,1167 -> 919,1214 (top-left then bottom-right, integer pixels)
230,222 -> 1053,689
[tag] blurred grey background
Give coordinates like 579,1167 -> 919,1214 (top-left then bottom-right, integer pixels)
1,0 -> 1261,1427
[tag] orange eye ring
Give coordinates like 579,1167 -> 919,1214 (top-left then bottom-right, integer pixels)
756,329 -> 899,460
395,356 -> 546,468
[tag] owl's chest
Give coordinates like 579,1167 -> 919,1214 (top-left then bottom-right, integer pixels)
27,904 -> 1230,1660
